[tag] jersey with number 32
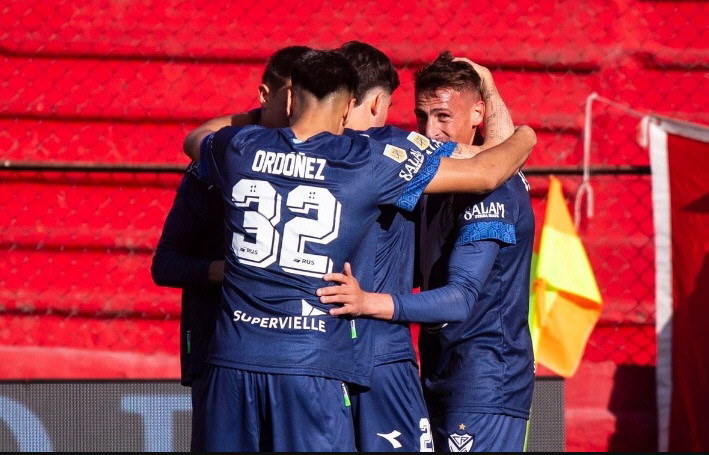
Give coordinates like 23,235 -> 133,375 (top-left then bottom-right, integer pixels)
199,125 -> 443,386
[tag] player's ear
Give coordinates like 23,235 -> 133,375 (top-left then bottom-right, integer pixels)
286,86 -> 293,118
471,99 -> 485,127
342,96 -> 357,129
370,92 -> 383,118
258,84 -> 270,106
371,91 -> 392,126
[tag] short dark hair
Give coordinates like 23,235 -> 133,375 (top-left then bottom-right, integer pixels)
290,50 -> 358,100
414,50 -> 481,96
261,45 -> 312,91
338,41 -> 399,106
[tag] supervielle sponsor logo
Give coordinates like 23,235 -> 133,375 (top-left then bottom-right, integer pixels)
231,300 -> 326,333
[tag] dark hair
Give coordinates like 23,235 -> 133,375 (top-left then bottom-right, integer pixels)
261,45 -> 313,91
290,50 -> 358,100
338,41 -> 399,106
414,50 -> 481,96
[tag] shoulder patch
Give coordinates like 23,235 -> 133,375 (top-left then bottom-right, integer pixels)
384,144 -> 408,163
407,132 -> 430,150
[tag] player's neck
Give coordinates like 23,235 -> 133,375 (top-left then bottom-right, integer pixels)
290,110 -> 343,141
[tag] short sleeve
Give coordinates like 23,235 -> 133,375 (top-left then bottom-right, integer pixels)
454,184 -> 519,246
401,130 -> 454,158
367,137 -> 455,212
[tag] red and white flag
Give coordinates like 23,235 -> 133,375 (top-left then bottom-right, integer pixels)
648,117 -> 709,452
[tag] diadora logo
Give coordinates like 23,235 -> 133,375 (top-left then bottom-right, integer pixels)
301,299 -> 326,316
463,201 -> 506,220
377,430 -> 402,449
448,432 -> 474,452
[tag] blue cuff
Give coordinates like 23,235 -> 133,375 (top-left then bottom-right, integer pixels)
457,221 -> 516,245
396,154 -> 443,212
434,141 -> 456,158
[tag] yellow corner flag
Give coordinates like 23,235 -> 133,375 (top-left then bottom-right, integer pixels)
529,176 -> 603,377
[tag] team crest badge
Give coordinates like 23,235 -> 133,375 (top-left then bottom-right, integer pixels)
383,144 -> 408,163
448,432 -> 474,452
407,132 -> 430,150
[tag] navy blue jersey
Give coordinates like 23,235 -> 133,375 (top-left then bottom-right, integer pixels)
199,125 -> 442,386
418,172 -> 535,419
344,126 -> 455,365
151,163 -> 225,386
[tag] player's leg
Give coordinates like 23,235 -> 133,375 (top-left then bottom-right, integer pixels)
191,365 -> 261,452
431,411 -> 527,452
351,361 -> 434,452
265,374 -> 356,452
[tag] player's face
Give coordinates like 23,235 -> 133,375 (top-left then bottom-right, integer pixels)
414,88 -> 482,144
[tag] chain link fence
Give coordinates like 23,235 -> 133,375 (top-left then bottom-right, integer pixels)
2,0 -> 709,378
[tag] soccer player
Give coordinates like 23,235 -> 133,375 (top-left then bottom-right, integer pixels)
416,55 -> 534,453
318,52 -> 535,452
150,159 -> 224,390
336,41 -> 518,452
150,45 -> 311,451
182,50 -> 535,451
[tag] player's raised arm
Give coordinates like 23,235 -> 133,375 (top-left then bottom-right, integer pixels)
424,125 -> 535,194
183,115 -> 238,162
455,58 -> 515,150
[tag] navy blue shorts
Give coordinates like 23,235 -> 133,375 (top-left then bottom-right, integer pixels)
351,361 -> 433,452
431,411 -> 527,452
191,365 -> 356,452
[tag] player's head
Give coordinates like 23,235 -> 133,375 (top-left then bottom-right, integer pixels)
288,50 -> 358,134
414,50 -> 484,144
338,41 -> 399,130
259,45 -> 312,128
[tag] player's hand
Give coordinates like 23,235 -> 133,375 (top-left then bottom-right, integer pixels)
316,262 -> 368,317
453,57 -> 492,81
208,260 -> 225,284
230,109 -> 261,127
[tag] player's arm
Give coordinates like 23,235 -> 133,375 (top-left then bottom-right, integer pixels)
317,240 -> 498,322
425,125 -> 535,194
459,58 -> 515,150
151,182 -> 224,288
182,109 -> 260,161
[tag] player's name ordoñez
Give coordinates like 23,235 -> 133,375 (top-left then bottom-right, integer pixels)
232,309 -> 327,333
251,150 -> 326,181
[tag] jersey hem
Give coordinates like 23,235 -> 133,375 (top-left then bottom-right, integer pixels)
428,404 -> 530,420
373,352 -> 418,366
207,357 -> 371,387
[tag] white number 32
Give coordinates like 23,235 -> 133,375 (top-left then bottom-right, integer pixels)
231,179 -> 341,278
